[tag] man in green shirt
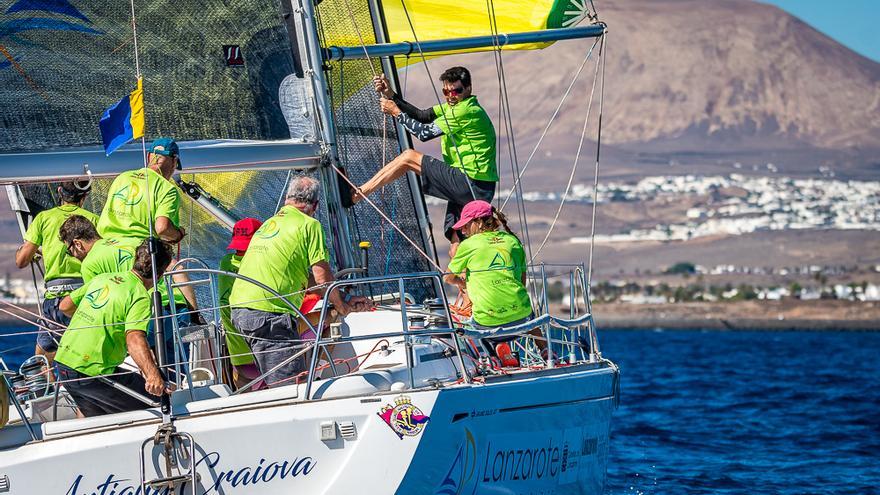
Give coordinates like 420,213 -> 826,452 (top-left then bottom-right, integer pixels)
59,215 -> 191,367
351,67 -> 497,256
218,217 -> 262,390
97,136 -> 186,243
54,240 -> 175,417
15,180 -> 98,359
230,176 -> 371,388
97,137 -> 199,357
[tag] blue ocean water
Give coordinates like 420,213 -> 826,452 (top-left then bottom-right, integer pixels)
601,330 -> 880,495
2,328 -> 877,493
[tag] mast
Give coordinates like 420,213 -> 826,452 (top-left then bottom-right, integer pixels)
291,0 -> 358,270
366,0 -> 441,270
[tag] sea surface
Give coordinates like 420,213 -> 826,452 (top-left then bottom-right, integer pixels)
600,329 -> 880,495
1,328 -> 877,494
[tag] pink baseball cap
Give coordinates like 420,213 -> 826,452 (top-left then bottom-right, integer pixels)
228,218 -> 263,251
452,200 -> 494,230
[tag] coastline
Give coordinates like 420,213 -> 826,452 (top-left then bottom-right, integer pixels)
592,300 -> 880,331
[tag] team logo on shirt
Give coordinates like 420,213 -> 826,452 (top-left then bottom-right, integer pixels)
115,247 -> 134,267
111,181 -> 143,206
85,285 -> 111,310
255,219 -> 280,239
488,252 -> 508,270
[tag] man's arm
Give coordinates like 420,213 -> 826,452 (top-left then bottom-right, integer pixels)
373,74 -> 436,123
397,113 -> 444,142
126,331 -> 174,397
155,216 -> 185,243
311,261 -> 373,315
443,271 -> 467,292
59,295 -> 77,317
15,242 -> 39,268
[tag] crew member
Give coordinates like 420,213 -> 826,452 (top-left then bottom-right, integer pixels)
218,218 -> 263,390
443,200 -> 536,357
54,240 -> 176,417
15,180 -> 98,360
230,176 -> 372,388
60,214 -> 193,365
352,67 -> 497,256
96,137 -> 198,360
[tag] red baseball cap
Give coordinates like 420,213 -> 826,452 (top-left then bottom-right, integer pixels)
452,200 -> 494,230
228,218 -> 263,251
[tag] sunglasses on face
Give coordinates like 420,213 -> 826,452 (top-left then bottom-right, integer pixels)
443,86 -> 465,96
65,242 -> 76,257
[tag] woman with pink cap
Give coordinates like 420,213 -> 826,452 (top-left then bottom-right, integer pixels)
443,200 -> 534,360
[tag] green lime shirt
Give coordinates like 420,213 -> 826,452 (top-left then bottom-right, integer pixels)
80,236 -> 186,309
432,96 -> 498,182
448,231 -> 532,327
23,205 -> 99,297
55,271 -> 152,376
219,253 -> 255,366
230,206 -> 329,315
97,167 -> 180,239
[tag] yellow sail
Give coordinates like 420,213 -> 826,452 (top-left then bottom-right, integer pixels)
382,0 -> 594,54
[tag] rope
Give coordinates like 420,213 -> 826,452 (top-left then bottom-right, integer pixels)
397,0 -> 477,200
332,163 -> 443,272
586,33 -> 607,290
499,37 -> 600,210
530,35 -> 604,262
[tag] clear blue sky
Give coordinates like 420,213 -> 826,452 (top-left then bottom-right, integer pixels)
759,1 -> 879,62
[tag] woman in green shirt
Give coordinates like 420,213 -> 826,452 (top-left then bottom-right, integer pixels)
444,200 -> 536,360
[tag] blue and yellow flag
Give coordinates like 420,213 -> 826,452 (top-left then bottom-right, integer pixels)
99,78 -> 145,155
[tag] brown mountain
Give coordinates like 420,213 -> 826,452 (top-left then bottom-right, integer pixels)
401,0 -> 880,178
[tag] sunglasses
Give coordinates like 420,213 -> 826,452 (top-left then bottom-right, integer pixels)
65,241 -> 77,257
442,86 -> 465,96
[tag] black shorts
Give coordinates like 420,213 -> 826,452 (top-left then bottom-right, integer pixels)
57,363 -> 159,417
420,155 -> 495,240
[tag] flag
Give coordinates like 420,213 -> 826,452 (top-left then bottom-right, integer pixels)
99,78 -> 144,155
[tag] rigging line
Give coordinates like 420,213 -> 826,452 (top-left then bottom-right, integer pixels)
331,163 -> 442,272
275,170 -> 293,213
398,0 -> 477,200
0,300 -> 58,326
487,0 -> 534,269
340,0 -> 379,78
530,34 -> 604,263
499,36 -> 600,211
586,32 -> 607,292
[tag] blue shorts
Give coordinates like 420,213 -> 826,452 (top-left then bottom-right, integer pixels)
36,297 -> 71,353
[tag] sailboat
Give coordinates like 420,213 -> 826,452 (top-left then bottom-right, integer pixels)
0,0 -> 617,493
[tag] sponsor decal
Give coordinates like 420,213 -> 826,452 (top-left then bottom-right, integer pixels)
111,181 -> 143,206
378,395 -> 430,439
84,285 -> 111,309
435,428 -> 601,493
255,219 -> 280,239
223,45 -> 244,66
64,451 -> 315,495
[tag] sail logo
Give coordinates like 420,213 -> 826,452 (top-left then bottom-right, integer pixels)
111,181 -> 143,206
378,395 -> 430,439
488,252 -> 508,270
0,0 -> 101,73
85,285 -> 111,310
255,220 -> 280,239
548,0 -> 597,29
435,428 -> 478,495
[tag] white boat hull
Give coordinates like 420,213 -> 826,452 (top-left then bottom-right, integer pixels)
0,364 -> 615,495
